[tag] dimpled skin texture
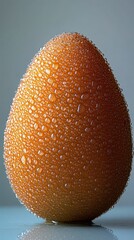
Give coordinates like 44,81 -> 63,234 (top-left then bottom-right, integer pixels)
4,33 -> 132,222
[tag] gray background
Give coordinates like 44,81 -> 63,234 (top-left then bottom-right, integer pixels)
0,0 -> 134,206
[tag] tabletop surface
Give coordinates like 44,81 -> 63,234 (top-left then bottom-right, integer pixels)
0,206 -> 134,240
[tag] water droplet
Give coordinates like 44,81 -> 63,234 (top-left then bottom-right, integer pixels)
81,92 -> 89,100
53,82 -> 57,88
45,69 -> 50,74
38,150 -> 44,156
27,158 -> 31,164
29,109 -> 32,113
52,63 -> 58,69
91,81 -> 94,86
38,73 -> 42,77
77,104 -> 85,113
34,160 -> 37,165
52,118 -> 57,123
29,99 -> 34,104
48,93 -> 56,102
47,78 -> 53,84
90,121 -> 93,126
21,156 -> 26,164
75,121 -> 79,126
85,127 -> 90,133
45,118 -> 50,123
34,113 -> 38,118
45,137 -> 49,142
83,165 -> 87,170
65,183 -> 70,189
96,103 -> 99,109
38,132 -> 43,136
66,118 -> 71,123
67,98 -> 72,103
13,163 -> 15,168
37,168 -> 42,173
52,147 -> 57,152
23,148 -> 27,153
34,123 -> 38,129
51,133 -> 56,140
31,106 -> 36,111
42,125 -> 47,131
60,155 -> 65,160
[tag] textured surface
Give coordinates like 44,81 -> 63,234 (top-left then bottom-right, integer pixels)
4,33 -> 132,221
0,206 -> 134,240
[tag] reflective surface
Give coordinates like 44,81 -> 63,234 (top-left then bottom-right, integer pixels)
0,206 -> 134,240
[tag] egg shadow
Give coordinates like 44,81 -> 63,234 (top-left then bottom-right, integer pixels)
18,221 -> 117,240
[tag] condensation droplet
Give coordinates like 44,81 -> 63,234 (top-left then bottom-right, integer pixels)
42,125 -> 47,131
53,82 -> 57,88
52,147 -> 57,152
31,106 -> 36,111
47,78 -> 53,84
21,156 -> 26,164
51,133 -> 56,140
60,155 -> 65,160
37,168 -> 42,173
52,63 -> 58,69
85,127 -> 90,133
96,103 -> 99,109
34,123 -> 38,129
38,132 -> 43,136
29,99 -> 34,104
38,73 -> 42,77
77,104 -> 86,113
67,98 -> 72,103
81,92 -> 89,100
38,150 -> 44,156
75,121 -> 79,126
23,148 -> 27,153
48,93 -> 56,102
90,121 -> 93,126
34,160 -> 37,165
52,118 -> 57,123
45,137 -> 49,142
27,158 -> 31,164
45,118 -> 50,123
13,163 -> 15,168
34,113 -> 38,118
45,69 -> 50,74
65,183 -> 70,189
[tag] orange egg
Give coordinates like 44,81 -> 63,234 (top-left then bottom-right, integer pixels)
4,33 -> 132,222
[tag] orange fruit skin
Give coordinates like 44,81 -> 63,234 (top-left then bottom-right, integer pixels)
4,33 -> 132,222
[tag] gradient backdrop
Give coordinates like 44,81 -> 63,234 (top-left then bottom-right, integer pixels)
0,0 -> 134,206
